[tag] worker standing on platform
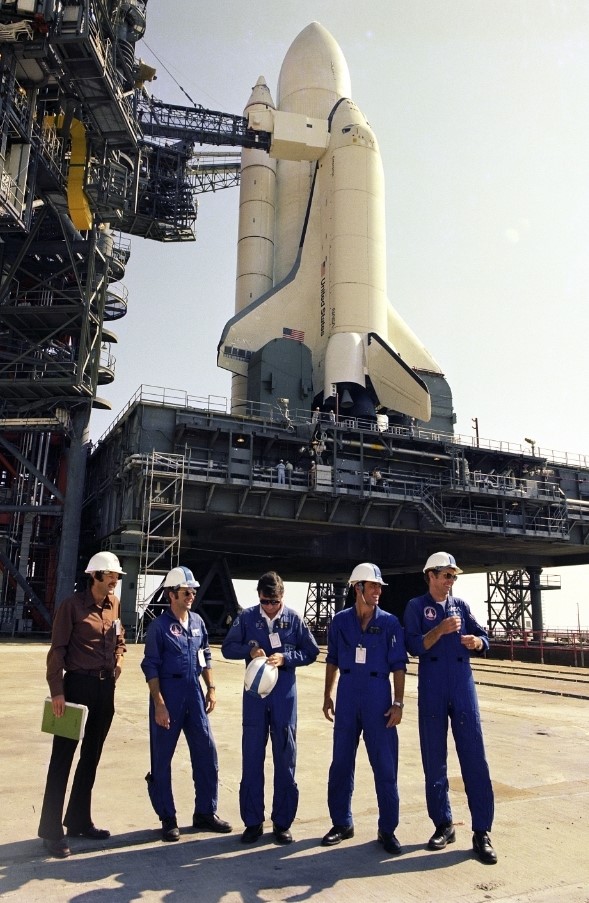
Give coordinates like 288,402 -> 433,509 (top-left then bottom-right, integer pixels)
221,571 -> 319,845
285,460 -> 294,486
403,552 -> 497,864
141,566 -> 232,842
38,551 -> 127,858
321,563 -> 407,856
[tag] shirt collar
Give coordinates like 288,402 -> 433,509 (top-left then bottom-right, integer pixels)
259,604 -> 283,628
428,591 -> 448,608
166,607 -> 191,624
83,587 -> 113,609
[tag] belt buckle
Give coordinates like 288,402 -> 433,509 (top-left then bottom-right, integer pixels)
98,669 -> 108,680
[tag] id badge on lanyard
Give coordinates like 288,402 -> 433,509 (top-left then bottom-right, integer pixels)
355,645 -> 366,664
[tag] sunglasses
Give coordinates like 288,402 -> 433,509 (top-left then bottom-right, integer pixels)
179,589 -> 196,596
259,598 -> 281,606
435,572 -> 458,581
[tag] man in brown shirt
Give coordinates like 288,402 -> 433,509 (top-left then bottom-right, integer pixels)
38,551 -> 127,858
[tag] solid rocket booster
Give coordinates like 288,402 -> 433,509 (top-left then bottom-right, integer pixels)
236,76 -> 276,313
320,97 -> 394,394
218,22 -> 444,422
232,76 -> 277,407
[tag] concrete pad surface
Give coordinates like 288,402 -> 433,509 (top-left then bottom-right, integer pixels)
0,641 -> 587,902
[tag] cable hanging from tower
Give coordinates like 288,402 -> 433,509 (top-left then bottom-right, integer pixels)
142,40 -> 202,108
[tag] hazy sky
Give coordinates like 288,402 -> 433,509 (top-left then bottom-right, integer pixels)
90,1 -> 589,627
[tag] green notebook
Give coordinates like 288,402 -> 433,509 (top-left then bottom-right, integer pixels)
41,698 -> 88,741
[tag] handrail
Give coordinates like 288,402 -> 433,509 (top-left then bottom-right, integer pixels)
489,628 -> 588,666
93,384 -> 589,467
115,449 -> 568,539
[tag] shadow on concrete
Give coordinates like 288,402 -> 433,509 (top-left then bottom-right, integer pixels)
0,831 -> 475,903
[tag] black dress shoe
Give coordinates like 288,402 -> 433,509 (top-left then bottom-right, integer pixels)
473,831 -> 498,864
427,822 -> 456,850
272,824 -> 293,844
241,824 -> 263,843
42,838 -> 71,859
66,825 -> 110,840
162,816 -> 180,842
192,812 -> 232,833
377,830 -> 403,855
321,824 -> 354,846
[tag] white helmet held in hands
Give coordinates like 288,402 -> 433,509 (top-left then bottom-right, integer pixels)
85,551 -> 126,574
164,566 -> 199,589
423,552 -> 463,574
348,562 -> 388,586
244,657 -> 279,698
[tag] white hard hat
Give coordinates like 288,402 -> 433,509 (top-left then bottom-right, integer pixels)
164,566 -> 199,589
244,657 -> 278,698
348,562 -> 388,585
423,552 -> 463,574
84,551 -> 126,574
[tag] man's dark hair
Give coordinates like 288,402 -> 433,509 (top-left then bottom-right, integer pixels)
88,570 -> 104,585
163,585 -> 187,603
424,569 -> 437,586
257,571 -> 284,598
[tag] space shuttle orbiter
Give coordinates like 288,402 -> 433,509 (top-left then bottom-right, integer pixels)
217,22 -> 444,422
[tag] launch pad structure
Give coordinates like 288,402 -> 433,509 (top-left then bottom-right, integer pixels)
1,6 -> 589,642
0,0 -> 264,633
83,385 -> 589,642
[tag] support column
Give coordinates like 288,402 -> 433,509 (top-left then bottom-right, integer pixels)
333,582 -> 348,613
527,566 -> 544,636
55,406 -> 91,609
119,553 -> 140,632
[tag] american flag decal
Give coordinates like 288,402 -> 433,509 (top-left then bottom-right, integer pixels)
283,327 -> 305,342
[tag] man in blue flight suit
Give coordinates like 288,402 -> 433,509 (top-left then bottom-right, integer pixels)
221,571 -> 319,845
141,566 -> 232,842
403,552 -> 497,864
321,562 -> 407,856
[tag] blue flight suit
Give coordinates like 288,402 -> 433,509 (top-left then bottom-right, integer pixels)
404,592 -> 494,832
141,608 -> 219,820
326,606 -> 406,833
221,605 -> 319,829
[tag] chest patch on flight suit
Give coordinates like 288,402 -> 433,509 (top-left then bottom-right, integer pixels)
424,606 -> 437,621
170,623 -> 183,636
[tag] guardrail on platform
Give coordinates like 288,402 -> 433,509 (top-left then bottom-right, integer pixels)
490,628 -> 588,666
94,383 -> 589,469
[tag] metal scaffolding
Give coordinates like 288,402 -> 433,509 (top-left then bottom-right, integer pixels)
486,569 -> 561,636
135,452 -> 184,641
304,582 -> 348,641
